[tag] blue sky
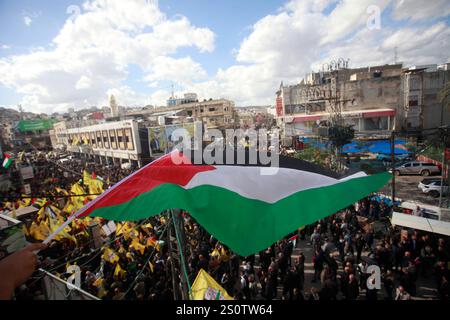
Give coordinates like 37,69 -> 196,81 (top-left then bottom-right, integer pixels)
0,0 -> 449,113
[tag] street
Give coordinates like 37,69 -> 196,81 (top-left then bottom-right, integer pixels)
380,174 -> 447,206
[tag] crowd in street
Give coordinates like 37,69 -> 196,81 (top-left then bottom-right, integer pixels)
0,152 -> 449,300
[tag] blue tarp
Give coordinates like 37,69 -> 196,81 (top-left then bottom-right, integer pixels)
301,137 -> 412,155
370,195 -> 401,207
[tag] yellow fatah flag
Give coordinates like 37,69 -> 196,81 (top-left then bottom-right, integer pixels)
120,223 -> 139,240
38,221 -> 51,238
102,248 -> 120,264
22,224 -> 30,237
34,198 -> 47,208
29,222 -> 46,241
70,183 -> 86,210
190,269 -> 233,300
83,171 -> 92,186
130,239 -> 146,255
115,223 -> 124,236
36,207 -> 46,222
55,187 -> 69,196
142,223 -> 153,230
146,237 -> 157,248
148,261 -> 154,273
63,199 -> 75,215
72,136 -> 79,146
93,277 -> 103,288
48,215 -> 77,244
83,171 -> 104,199
114,264 -> 126,279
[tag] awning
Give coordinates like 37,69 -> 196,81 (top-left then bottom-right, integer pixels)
291,108 -> 396,123
363,110 -> 396,118
391,212 -> 450,236
293,115 -> 322,123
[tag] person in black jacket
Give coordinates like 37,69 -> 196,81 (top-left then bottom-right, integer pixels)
345,274 -> 360,300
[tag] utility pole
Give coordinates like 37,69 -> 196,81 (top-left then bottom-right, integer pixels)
391,130 -> 396,203
167,214 -> 181,300
171,209 -> 190,300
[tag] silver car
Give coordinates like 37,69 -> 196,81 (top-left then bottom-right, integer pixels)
394,161 -> 441,176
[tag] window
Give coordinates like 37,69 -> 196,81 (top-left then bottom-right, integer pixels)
404,163 -> 411,167
102,130 -> 110,149
96,131 -> 103,148
124,128 -> 134,151
117,128 -> 125,150
90,132 -> 96,147
209,107 -> 216,112
109,129 -> 117,149
68,134 -> 73,145
413,163 -> 420,167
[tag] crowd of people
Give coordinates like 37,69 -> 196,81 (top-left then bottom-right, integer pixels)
0,151 -> 449,300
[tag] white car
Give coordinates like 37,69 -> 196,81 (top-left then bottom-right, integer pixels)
418,179 -> 449,198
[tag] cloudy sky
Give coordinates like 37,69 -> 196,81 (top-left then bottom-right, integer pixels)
0,0 -> 449,114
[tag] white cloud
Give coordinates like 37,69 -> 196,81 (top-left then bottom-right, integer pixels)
392,0 -> 450,21
1,44 -> 11,50
184,0 -> 450,106
1,0 -> 215,113
23,16 -> 33,26
106,86 -> 152,107
143,56 -> 208,86
2,0 -> 450,111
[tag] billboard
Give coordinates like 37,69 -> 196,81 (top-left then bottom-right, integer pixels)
18,119 -> 57,132
148,122 -> 198,157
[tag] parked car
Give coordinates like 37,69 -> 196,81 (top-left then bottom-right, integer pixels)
392,161 -> 441,176
418,179 -> 449,198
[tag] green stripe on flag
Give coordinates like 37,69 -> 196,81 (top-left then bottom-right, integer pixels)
89,172 -> 391,256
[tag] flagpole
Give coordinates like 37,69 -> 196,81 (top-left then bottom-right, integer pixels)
171,209 -> 191,300
167,210 -> 181,300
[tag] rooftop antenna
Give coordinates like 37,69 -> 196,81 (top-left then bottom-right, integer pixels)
394,47 -> 398,65
18,104 -> 24,120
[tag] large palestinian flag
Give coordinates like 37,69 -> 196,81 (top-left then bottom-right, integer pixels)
72,151 -> 391,256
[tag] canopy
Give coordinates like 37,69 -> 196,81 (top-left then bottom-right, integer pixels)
391,212 -> 450,236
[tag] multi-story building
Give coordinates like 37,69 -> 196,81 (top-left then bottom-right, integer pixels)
402,64 -> 450,130
276,62 -> 450,138
127,96 -> 236,130
57,120 -> 150,167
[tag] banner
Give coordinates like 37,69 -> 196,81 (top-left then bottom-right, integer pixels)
148,126 -> 168,157
18,119 -> 57,132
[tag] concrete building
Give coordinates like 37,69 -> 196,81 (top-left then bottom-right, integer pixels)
276,62 -> 450,138
402,64 -> 450,130
109,94 -> 119,118
58,120 -> 150,167
126,96 -> 236,130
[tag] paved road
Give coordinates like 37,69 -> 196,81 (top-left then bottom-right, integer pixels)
380,175 -> 448,206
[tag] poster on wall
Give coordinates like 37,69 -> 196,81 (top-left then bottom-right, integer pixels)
148,126 -> 167,157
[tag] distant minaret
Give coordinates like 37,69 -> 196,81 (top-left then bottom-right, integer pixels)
394,47 -> 398,65
109,94 -> 119,117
